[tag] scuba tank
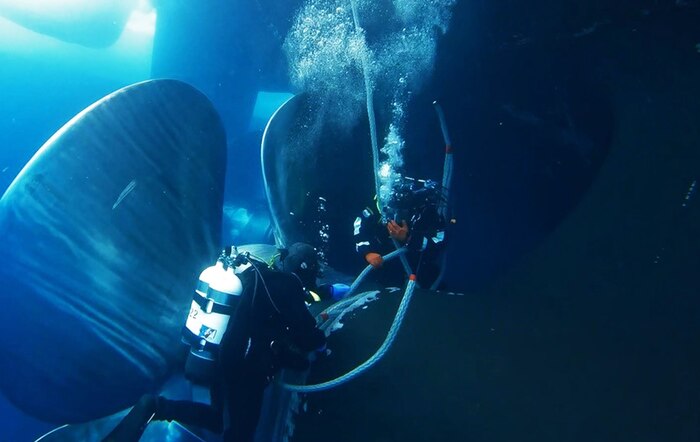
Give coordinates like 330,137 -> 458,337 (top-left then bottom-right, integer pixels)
182,248 -> 243,384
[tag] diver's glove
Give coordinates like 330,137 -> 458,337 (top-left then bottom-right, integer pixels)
387,220 -> 409,242
365,252 -> 383,268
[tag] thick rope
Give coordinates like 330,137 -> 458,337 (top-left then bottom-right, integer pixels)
319,247 -> 407,334
282,277 -> 417,392
350,0 -> 382,208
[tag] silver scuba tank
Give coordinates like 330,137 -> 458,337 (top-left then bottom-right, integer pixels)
182,249 -> 243,384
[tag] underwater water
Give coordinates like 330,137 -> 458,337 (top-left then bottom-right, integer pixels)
0,0 -> 699,441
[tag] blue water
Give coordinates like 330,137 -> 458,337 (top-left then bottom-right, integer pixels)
1,0 -> 699,441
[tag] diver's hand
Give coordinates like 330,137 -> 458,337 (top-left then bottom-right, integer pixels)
387,220 -> 409,242
365,252 -> 383,268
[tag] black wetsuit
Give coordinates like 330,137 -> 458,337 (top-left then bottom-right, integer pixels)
157,264 -> 326,442
353,204 -> 447,288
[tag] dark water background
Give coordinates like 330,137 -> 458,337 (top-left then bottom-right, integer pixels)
1,0 -> 699,440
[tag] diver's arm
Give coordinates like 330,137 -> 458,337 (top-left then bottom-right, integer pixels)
407,210 -> 447,253
354,207 -> 382,255
277,277 -> 326,352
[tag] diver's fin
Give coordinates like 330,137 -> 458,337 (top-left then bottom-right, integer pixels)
102,395 -> 157,442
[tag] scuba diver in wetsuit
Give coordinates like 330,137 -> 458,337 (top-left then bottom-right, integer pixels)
353,177 -> 448,288
105,242 -> 326,442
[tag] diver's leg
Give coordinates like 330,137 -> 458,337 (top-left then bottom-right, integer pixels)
223,362 -> 270,442
155,396 -> 223,434
102,394 -> 158,442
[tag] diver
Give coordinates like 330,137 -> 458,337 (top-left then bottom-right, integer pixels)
105,242 -> 326,442
354,177 -> 448,288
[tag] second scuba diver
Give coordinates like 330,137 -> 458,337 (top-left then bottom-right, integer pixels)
353,177 -> 448,288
